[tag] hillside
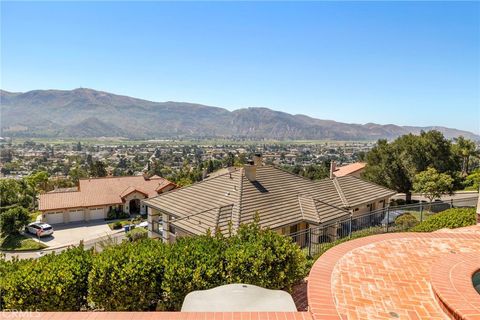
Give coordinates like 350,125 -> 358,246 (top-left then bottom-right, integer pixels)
1,88 -> 478,141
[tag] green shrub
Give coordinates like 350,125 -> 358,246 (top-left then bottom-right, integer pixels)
0,255 -> 27,310
88,239 -> 166,311
411,208 -> 477,232
112,221 -> 123,229
118,211 -> 130,219
127,227 -> 148,242
2,245 -> 92,311
1,221 -> 308,312
0,207 -> 30,236
224,223 -> 307,291
106,209 -> 116,220
159,234 -> 227,311
395,213 -> 418,230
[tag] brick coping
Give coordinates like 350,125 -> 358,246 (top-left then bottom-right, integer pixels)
0,311 -> 313,320
431,252 -> 480,320
307,231 -> 480,320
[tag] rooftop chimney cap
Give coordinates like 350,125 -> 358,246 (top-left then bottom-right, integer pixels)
329,160 -> 337,179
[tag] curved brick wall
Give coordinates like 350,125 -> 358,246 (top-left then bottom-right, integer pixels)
431,252 -> 480,320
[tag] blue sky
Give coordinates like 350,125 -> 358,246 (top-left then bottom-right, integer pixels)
1,1 -> 479,133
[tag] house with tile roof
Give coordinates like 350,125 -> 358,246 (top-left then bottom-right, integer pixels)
39,175 -> 175,225
144,155 -> 395,243
332,162 -> 366,178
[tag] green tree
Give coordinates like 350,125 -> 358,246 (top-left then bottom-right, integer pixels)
26,171 -> 50,193
89,160 -> 107,177
413,167 -> 454,202
452,136 -> 478,176
0,207 -> 30,236
302,164 -> 329,180
363,131 -> 459,202
463,169 -> 480,191
175,177 -> 193,187
0,179 -> 21,208
225,152 -> 235,167
69,166 -> 88,184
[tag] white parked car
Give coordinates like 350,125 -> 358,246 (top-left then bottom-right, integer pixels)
26,222 -> 54,237
136,221 -> 148,229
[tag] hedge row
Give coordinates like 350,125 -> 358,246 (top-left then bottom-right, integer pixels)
1,246 -> 92,311
0,222 -> 307,311
410,207 -> 477,232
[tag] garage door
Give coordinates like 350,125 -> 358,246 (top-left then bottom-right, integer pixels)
69,209 -> 85,222
46,212 -> 64,224
89,208 -> 105,220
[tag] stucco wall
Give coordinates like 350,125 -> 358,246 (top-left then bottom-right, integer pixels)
123,192 -> 148,214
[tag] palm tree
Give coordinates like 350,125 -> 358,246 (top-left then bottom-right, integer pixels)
453,136 -> 478,176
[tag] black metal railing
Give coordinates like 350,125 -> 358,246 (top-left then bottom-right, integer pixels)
286,196 -> 478,257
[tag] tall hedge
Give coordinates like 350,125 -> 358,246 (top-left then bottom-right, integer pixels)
411,207 -> 477,232
2,246 -> 92,311
224,223 -> 307,290
159,233 -> 227,311
1,222 -> 308,311
87,238 -> 166,311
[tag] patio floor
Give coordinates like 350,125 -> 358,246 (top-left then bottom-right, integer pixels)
308,225 -> 480,320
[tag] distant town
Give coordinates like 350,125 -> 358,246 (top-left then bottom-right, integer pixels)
0,138 -> 373,186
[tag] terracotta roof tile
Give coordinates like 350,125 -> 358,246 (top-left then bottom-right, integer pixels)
39,176 -> 174,211
144,166 -> 395,236
333,162 -> 366,177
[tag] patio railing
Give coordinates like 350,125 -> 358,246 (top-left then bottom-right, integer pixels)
286,196 -> 478,257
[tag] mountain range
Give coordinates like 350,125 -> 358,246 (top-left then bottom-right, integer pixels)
1,88 -> 478,141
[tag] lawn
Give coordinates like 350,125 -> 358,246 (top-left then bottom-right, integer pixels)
0,233 -> 48,251
108,217 -> 146,230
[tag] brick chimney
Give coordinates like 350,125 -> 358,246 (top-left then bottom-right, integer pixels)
330,160 -> 337,179
244,160 -> 257,182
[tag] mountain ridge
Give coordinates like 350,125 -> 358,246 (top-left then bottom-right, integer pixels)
1,88 -> 478,141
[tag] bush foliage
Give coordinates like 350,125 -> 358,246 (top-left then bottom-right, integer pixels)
395,213 -> 418,230
1,245 -> 92,311
160,233 -> 227,310
410,208 -> 477,232
0,206 -> 30,236
126,227 -> 148,242
88,239 -> 166,311
224,223 -> 306,291
0,221 -> 307,312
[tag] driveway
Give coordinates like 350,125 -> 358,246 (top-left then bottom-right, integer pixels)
29,220 -> 119,248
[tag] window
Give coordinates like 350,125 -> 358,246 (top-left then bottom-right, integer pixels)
152,220 -> 162,235
169,224 -> 176,235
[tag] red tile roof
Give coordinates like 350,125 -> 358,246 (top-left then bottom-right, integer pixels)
39,175 -> 175,211
333,162 -> 366,177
